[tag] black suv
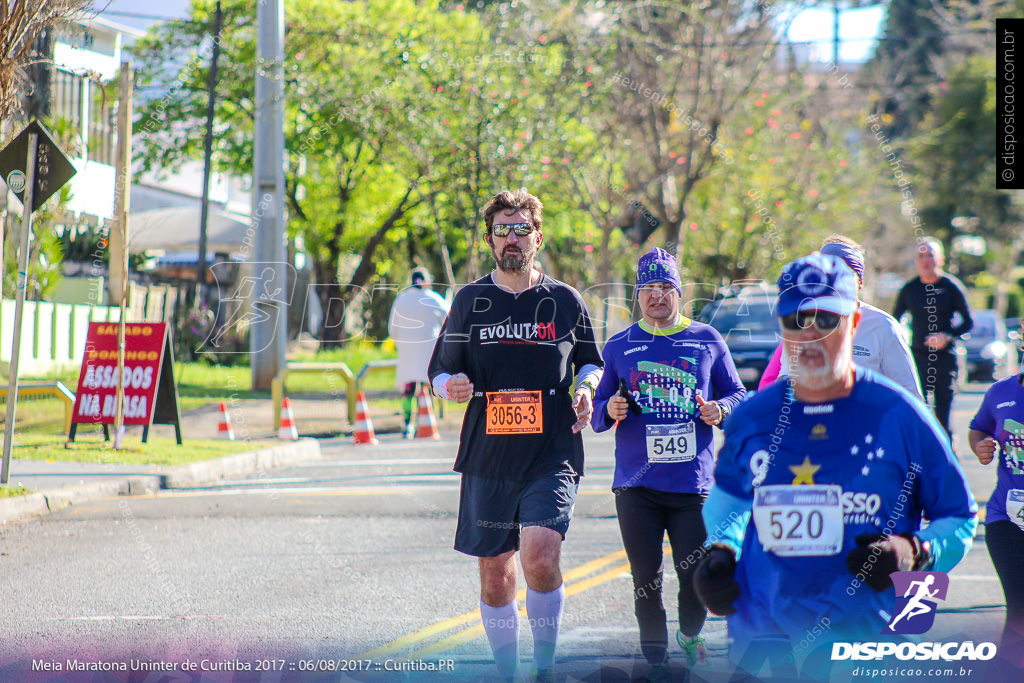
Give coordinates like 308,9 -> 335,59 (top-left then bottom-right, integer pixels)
696,288 -> 781,390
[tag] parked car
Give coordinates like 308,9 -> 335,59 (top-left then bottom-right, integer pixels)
963,310 -> 1016,382
697,291 -> 780,390
1007,317 -> 1023,366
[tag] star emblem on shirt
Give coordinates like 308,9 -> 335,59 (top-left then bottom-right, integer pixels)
851,445 -> 859,455
865,434 -> 874,445
789,456 -> 820,485
861,465 -> 871,476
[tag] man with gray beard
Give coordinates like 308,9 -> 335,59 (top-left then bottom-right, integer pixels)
693,253 -> 976,681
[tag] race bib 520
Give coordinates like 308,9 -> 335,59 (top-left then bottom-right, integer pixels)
753,485 -> 844,557
486,391 -> 543,435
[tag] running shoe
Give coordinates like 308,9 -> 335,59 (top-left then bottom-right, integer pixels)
532,668 -> 554,683
677,631 -> 707,667
646,662 -> 672,683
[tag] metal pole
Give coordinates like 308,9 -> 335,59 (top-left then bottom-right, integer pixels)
833,1 -> 841,66
2,132 -> 38,484
196,0 -> 223,306
252,0 -> 286,390
113,61 -> 133,449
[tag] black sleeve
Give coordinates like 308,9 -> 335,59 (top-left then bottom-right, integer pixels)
948,278 -> 974,338
571,292 -> 604,373
427,291 -> 469,382
892,282 -> 908,322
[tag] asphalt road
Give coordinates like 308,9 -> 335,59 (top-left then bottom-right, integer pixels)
0,383 -> 1012,682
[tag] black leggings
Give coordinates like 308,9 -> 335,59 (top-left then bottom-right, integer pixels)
614,486 -> 708,665
987,520 -> 1024,669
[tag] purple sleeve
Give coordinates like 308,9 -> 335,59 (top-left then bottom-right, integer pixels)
969,386 -> 997,435
590,339 -> 620,433
758,343 -> 784,390
709,328 -> 746,410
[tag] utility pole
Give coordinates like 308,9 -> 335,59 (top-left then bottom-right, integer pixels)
108,64 -> 132,307
111,61 -> 133,448
196,0 -> 223,307
251,0 -> 286,390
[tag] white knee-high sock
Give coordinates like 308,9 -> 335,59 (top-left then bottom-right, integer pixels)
526,583 -> 564,670
480,599 -> 520,678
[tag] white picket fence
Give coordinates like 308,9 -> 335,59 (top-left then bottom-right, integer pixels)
0,299 -> 122,376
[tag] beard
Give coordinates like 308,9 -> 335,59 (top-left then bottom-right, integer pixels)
495,244 -> 535,274
788,335 -> 853,392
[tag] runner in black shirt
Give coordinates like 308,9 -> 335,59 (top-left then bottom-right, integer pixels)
428,189 -> 603,682
893,237 -> 973,438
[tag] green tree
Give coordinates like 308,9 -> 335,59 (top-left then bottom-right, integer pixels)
133,0 -> 499,346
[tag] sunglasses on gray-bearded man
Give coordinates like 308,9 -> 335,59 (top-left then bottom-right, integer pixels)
780,310 -> 844,332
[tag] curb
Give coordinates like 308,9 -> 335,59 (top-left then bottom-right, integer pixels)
161,438 -> 321,488
0,438 -> 322,524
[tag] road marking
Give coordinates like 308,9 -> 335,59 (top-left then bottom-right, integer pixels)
360,549 -> 630,660
296,458 -> 456,467
159,485 -> 463,498
365,547 -> 676,662
48,615 -> 208,621
406,560 -> 638,659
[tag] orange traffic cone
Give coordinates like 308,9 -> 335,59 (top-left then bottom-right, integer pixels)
279,397 -> 299,440
353,391 -> 379,445
416,387 -> 440,440
217,401 -> 235,440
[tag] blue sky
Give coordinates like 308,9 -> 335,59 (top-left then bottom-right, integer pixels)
787,4 -> 886,63
94,0 -> 886,64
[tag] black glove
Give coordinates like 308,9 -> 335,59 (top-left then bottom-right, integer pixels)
618,378 -> 642,417
692,544 -> 740,616
845,533 -> 929,592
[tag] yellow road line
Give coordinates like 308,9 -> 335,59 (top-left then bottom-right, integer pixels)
407,560 -> 633,660
378,547 -> 675,661
360,549 -> 629,659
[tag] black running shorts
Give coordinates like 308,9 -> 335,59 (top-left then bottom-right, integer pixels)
454,465 -> 580,557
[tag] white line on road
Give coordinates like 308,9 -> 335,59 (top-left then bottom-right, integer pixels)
295,458 -> 455,467
157,485 -> 463,498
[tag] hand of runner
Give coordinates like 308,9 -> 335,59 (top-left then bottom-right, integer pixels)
447,373 -> 474,403
606,394 -> 628,421
693,545 -> 740,616
973,436 -> 998,465
845,533 -> 919,591
695,394 -> 723,426
572,388 -> 593,433
924,332 -> 949,350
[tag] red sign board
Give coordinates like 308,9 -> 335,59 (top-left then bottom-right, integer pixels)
71,322 -> 181,441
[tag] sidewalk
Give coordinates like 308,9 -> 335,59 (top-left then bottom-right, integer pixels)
0,393 -> 463,525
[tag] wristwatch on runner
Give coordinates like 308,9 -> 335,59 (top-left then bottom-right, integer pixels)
716,402 -> 730,427
906,534 -> 934,571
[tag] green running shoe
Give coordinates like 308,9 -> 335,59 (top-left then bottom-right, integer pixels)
677,631 -> 707,667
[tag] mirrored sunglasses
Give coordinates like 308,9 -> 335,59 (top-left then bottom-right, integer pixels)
491,222 -> 535,237
780,310 -> 844,332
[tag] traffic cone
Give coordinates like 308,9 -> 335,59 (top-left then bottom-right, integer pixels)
217,401 -> 235,440
279,397 -> 299,440
353,391 -> 379,445
416,387 -> 440,440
